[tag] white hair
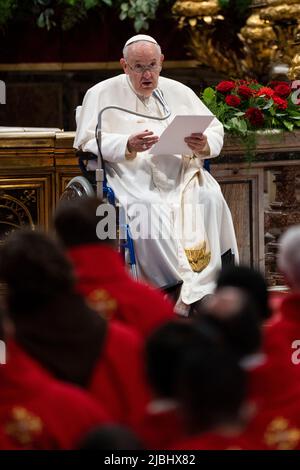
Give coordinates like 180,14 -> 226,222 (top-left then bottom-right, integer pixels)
277,225 -> 300,286
123,41 -> 161,60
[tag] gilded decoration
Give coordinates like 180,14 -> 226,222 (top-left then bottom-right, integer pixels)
288,36 -> 300,79
184,241 -> 211,272
0,192 -> 35,241
172,0 -> 300,79
87,289 -> 118,320
5,407 -> 43,446
264,417 -> 300,450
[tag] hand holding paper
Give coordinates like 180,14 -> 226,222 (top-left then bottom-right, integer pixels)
184,132 -> 208,153
151,115 -> 214,155
128,130 -> 159,153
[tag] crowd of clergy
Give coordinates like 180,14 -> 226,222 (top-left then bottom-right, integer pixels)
0,196 -> 300,450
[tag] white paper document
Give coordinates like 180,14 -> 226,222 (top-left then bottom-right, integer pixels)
151,114 -> 214,155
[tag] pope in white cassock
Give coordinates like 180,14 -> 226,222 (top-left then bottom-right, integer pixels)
74,34 -> 239,316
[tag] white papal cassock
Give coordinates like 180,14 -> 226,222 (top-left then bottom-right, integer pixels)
74,73 -> 239,314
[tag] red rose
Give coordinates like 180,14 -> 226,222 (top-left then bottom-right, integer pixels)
225,94 -> 241,107
273,84 -> 291,98
216,80 -> 235,94
272,95 -> 288,109
245,107 -> 264,127
237,85 -> 254,99
257,87 -> 274,98
269,80 -> 290,88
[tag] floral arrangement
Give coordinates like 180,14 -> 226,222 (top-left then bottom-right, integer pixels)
201,79 -> 300,137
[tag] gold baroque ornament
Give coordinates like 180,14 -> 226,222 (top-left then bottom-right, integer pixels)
5,407 -> 43,446
260,4 -> 300,21
289,52 -> 300,79
172,0 -> 220,17
184,241 -> 211,272
173,0 -> 248,76
172,0 -> 300,79
288,28 -> 300,79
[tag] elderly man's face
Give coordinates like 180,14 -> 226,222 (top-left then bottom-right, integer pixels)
120,42 -> 164,97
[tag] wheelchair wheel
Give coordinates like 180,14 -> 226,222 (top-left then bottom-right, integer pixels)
60,176 -> 95,201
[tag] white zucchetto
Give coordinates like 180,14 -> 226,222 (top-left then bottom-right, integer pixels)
124,35 -> 158,48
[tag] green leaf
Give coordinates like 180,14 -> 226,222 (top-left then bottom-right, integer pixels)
64,0 -> 77,6
37,12 -> 45,28
228,116 -> 248,134
202,87 -> 216,104
269,107 -> 276,116
288,110 -> 300,118
218,0 -> 230,7
119,10 -> 127,20
134,17 -> 147,31
83,0 -> 99,9
263,99 -> 273,110
283,120 -> 294,131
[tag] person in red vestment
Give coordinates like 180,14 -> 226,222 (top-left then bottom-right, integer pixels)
143,319 -> 256,450
54,197 -> 174,337
0,229 -> 150,429
0,312 -> 109,450
137,319 -> 199,449
216,265 -> 272,322
270,225 -> 300,365
195,286 -> 300,450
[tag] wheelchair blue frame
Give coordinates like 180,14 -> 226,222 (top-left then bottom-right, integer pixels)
103,180 -> 138,279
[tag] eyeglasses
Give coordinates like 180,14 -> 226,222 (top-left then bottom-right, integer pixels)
126,62 -> 162,74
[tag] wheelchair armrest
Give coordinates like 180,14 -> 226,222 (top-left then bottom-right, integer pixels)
76,151 -> 97,185
76,150 -> 97,161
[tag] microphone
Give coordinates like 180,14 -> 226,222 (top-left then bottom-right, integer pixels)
95,91 -> 171,199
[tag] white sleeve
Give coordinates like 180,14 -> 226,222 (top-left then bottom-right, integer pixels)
74,88 -> 130,163
203,117 -> 224,159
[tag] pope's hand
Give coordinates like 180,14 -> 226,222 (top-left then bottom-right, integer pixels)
127,130 -> 159,153
184,132 -> 207,153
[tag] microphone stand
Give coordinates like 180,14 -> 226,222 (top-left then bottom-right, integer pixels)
95,100 -> 171,199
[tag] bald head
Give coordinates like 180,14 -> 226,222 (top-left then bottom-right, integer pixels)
278,225 -> 300,289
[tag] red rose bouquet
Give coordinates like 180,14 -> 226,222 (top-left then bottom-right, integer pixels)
201,79 -> 300,136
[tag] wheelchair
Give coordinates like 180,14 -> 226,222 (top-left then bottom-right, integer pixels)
60,151 -> 138,280
60,151 -> 215,298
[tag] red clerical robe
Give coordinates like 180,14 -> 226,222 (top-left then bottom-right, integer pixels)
68,244 -> 174,336
265,292 -> 300,364
89,320 -> 151,428
244,356 -> 300,450
0,341 -> 110,450
239,292 -> 300,450
136,401 -> 186,449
